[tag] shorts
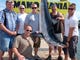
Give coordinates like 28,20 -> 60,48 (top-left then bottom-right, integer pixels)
63,36 -> 78,59
55,33 -> 63,42
32,36 -> 41,48
0,31 -> 15,52
31,32 -> 42,48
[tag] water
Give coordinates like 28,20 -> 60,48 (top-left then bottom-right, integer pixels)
77,29 -> 80,60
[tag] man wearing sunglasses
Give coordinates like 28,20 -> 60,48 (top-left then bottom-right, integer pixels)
16,5 -> 27,35
13,25 -> 34,60
63,3 -> 79,60
25,3 -> 41,59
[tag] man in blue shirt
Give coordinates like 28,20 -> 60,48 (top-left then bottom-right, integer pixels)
25,3 -> 41,60
0,0 -> 17,60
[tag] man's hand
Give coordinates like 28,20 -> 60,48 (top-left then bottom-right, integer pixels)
63,42 -> 69,48
18,55 -> 25,60
8,31 -> 17,36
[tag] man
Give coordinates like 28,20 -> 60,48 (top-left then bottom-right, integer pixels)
0,0 -> 17,60
13,25 -> 33,60
16,5 -> 27,35
25,3 -> 41,59
63,3 -> 79,60
46,4 -> 64,60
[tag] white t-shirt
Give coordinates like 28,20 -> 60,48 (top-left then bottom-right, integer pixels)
17,13 -> 27,34
64,14 -> 79,36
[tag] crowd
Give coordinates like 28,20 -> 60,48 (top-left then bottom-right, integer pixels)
0,0 -> 79,60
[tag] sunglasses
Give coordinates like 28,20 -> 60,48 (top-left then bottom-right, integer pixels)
26,30 -> 32,32
32,7 -> 37,9
68,8 -> 74,10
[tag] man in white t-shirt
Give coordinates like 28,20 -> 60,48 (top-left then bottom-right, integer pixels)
16,5 -> 27,35
63,3 -> 79,60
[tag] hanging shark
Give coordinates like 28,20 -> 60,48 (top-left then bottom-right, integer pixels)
39,0 -> 65,47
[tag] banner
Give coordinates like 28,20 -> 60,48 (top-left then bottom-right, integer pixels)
14,0 -> 70,16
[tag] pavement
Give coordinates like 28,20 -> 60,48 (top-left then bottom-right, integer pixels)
3,38 -> 70,60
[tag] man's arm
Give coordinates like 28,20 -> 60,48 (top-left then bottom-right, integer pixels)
13,48 -> 21,57
13,48 -> 25,60
56,12 -> 64,21
67,27 -> 74,42
0,23 -> 17,35
56,12 -> 64,35
67,18 -> 78,42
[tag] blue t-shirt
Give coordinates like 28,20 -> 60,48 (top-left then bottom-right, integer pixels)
25,13 -> 39,32
0,8 -> 17,31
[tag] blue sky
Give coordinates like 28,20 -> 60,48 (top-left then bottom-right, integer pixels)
0,0 -> 80,19
0,0 -> 6,11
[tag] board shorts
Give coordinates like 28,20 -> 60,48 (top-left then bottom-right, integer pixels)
32,37 -> 41,48
31,32 -> 42,48
63,36 -> 78,59
0,31 -> 15,52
